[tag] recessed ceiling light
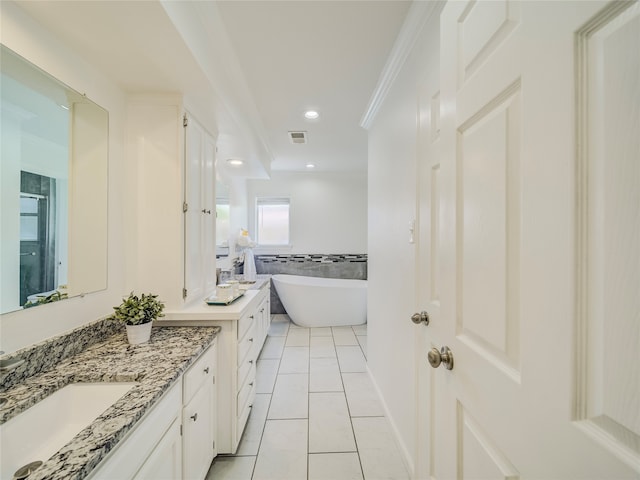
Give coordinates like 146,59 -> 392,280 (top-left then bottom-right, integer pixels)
306,163 -> 316,169
304,110 -> 319,120
226,158 -> 244,166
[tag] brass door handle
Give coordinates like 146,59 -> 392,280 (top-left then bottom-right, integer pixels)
411,311 -> 429,326
428,346 -> 454,370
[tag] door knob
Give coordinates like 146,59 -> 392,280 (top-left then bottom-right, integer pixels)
428,346 -> 454,370
411,311 -> 429,326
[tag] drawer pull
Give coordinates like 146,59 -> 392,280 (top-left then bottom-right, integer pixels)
249,360 -> 254,364
249,382 -> 254,386
204,367 -> 210,374
190,412 -> 198,422
249,315 -> 254,319
249,338 -> 254,342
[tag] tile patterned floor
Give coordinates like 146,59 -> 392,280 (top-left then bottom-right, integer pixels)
206,314 -> 409,480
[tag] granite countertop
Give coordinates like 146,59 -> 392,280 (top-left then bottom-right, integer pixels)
0,326 -> 219,480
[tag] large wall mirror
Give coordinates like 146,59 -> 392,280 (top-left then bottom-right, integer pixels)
0,44 -> 108,314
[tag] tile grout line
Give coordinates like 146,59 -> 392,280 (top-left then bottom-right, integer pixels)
250,314 -> 286,480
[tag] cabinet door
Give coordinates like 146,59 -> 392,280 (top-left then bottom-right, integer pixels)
184,115 -> 205,302
183,383 -> 214,480
133,418 -> 182,480
202,135 -> 216,295
184,114 -> 217,303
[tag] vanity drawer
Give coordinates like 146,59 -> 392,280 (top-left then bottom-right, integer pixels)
236,398 -> 253,444
183,342 -> 215,405
236,363 -> 256,413
237,310 -> 255,341
237,352 -> 255,390
237,322 -> 256,365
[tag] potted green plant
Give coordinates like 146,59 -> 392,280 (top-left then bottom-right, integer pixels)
113,292 -> 165,344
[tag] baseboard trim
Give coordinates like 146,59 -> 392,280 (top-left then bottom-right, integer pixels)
366,364 -> 415,478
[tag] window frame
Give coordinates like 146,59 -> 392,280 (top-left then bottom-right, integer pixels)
255,196 -> 291,247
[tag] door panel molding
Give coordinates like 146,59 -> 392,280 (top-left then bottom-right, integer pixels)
574,1 -> 640,471
457,401 -> 520,480
457,0 -> 520,86
456,80 -> 521,377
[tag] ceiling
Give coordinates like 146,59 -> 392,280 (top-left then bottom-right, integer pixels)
11,0 -> 411,175
216,1 -> 410,173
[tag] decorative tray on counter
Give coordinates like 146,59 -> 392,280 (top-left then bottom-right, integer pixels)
204,291 -> 245,305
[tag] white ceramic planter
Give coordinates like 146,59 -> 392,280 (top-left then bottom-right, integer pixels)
126,322 -> 152,345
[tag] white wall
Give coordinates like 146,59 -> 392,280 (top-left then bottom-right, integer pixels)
366,8 -> 440,474
247,171 -> 367,255
0,2 -> 128,353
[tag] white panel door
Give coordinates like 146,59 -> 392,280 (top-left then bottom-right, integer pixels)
417,1 -> 639,478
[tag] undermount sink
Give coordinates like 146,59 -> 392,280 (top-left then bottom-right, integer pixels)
0,382 -> 136,479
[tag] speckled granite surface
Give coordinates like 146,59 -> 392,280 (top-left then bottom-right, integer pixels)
0,326 -> 219,480
0,315 -> 123,392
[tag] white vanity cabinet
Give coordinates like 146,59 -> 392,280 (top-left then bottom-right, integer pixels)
181,342 -> 216,480
88,382 -> 183,480
158,281 -> 271,454
88,341 -> 217,480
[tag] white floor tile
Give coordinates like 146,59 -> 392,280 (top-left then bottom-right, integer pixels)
332,327 -> 359,346
310,327 -> 333,337
356,335 -> 367,358
352,324 -> 368,336
268,319 -> 290,337
308,453 -> 363,480
309,392 -> 357,453
260,336 -> 286,360
310,336 -> 336,358
256,359 -> 279,393
268,373 -> 308,419
309,357 -> 343,392
342,373 -> 384,417
285,329 -> 310,347
336,346 -> 367,372
206,455 -> 255,480
271,313 -> 291,323
252,419 -> 308,480
278,346 -> 310,374
235,393 -> 270,456
352,417 -> 409,480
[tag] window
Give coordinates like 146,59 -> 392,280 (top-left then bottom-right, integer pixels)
256,197 -> 290,245
216,199 -> 230,246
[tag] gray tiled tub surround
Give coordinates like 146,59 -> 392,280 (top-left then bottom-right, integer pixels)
0,325 -> 219,480
255,254 -> 367,314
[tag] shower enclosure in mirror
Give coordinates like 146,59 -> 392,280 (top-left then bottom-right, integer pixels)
0,44 -> 108,314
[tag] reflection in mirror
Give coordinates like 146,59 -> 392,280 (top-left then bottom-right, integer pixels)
216,180 -> 230,258
0,44 -> 108,314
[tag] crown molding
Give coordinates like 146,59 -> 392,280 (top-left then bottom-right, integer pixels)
360,0 -> 444,130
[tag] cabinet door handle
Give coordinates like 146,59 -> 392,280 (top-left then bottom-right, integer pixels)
249,360 -> 254,364
249,338 -> 254,342
249,382 -> 254,387
204,367 -> 210,374
190,412 -> 198,422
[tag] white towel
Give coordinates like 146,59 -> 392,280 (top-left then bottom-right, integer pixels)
244,249 -> 257,281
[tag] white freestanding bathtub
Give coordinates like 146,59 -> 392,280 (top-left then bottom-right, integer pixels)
271,274 -> 367,327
